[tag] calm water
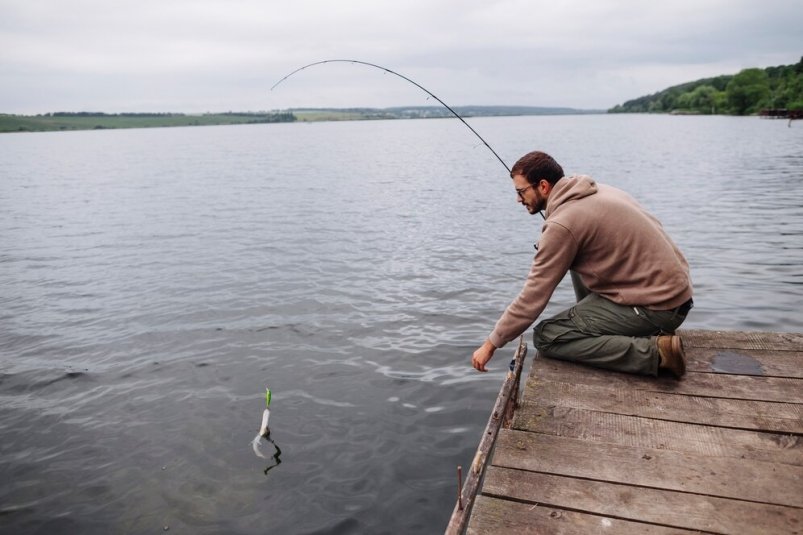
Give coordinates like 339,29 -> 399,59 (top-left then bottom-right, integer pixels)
1,115 -> 801,534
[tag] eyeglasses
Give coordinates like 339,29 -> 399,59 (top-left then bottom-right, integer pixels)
516,184 -> 535,199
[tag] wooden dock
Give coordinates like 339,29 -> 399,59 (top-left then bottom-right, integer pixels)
446,330 -> 803,534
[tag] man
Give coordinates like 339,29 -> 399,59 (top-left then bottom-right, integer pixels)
471,151 -> 692,378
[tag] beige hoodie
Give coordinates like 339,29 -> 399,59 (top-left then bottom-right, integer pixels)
489,175 -> 692,348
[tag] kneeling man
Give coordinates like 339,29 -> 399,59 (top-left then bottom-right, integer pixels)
472,151 -> 693,378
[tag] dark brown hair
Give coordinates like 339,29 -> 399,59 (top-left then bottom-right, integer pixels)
510,151 -> 564,185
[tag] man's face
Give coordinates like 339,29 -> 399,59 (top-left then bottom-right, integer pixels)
512,174 -> 546,215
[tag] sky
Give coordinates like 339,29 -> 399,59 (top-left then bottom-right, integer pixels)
1,0 -> 801,114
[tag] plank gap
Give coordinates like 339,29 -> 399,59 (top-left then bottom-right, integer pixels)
484,466 -> 803,510
514,403 -> 802,465
515,404 -> 803,438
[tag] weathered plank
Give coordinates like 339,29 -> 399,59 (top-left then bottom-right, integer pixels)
466,495 -> 698,534
445,337 -> 527,535
530,357 -> 803,403
514,403 -> 802,465
688,347 -> 803,378
681,329 -> 803,351
493,430 -> 803,508
481,467 -> 803,535
515,379 -> 803,434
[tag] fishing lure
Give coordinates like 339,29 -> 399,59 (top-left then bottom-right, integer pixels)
252,387 -> 276,461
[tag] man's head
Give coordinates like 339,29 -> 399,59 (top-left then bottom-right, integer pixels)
510,151 -> 564,185
510,151 -> 564,215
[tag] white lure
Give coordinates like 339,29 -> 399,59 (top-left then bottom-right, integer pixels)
252,388 -> 273,459
258,408 -> 271,438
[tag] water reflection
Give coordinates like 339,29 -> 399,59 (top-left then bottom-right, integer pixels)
257,437 -> 283,476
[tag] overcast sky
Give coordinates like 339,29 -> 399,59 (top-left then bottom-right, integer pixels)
1,0 -> 801,114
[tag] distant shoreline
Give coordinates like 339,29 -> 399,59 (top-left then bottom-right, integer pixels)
0,112 -> 296,134
0,106 -> 603,134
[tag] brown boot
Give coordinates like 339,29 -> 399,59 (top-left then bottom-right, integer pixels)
657,335 -> 686,378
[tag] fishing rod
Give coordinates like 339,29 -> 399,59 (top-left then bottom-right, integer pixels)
272,62 -> 589,329
270,59 -> 511,174
271,60 -> 555,223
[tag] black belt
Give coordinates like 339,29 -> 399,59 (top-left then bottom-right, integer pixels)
676,298 -> 694,315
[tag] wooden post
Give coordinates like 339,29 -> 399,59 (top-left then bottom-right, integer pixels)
457,466 -> 463,511
444,336 -> 528,535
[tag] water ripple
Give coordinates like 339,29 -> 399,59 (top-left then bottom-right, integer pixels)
1,116 -> 801,533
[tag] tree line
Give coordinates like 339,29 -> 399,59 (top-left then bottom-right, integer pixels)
609,57 -> 803,115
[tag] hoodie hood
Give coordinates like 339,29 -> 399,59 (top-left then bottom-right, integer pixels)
545,175 -> 598,218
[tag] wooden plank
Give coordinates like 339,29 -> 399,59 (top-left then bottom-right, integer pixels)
445,337 -> 527,535
515,380 -> 803,434
680,329 -> 803,351
493,430 -> 803,508
481,467 -> 803,535
466,495 -> 698,534
514,403 -> 802,466
530,357 -> 803,403
688,347 -> 803,378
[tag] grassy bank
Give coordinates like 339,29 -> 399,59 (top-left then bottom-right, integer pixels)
0,112 -> 296,133
1,105 -> 602,133
292,110 -> 385,121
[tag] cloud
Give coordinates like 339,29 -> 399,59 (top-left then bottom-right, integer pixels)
0,0 -> 800,113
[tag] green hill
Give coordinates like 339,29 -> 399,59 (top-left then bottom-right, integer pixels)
609,57 -> 803,115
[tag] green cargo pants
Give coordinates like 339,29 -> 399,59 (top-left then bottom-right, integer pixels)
533,293 -> 690,376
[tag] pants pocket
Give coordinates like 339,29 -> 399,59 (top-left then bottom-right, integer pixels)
568,306 -> 592,333
534,308 -> 586,350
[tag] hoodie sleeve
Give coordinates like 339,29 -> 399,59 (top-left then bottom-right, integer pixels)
488,221 -> 578,348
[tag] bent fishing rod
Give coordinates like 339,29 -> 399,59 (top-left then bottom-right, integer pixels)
272,62 -> 589,305
270,59 -> 511,174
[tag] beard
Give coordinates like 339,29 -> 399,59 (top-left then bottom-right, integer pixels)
525,191 -> 546,214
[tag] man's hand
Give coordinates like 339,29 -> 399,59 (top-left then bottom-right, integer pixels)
472,339 -> 497,372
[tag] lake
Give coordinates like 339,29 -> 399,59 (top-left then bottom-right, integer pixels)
1,114 -> 801,534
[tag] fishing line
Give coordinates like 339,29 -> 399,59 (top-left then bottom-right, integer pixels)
270,59 -> 511,174
272,58 -> 550,228
270,61 -> 586,368
271,59 -> 556,227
